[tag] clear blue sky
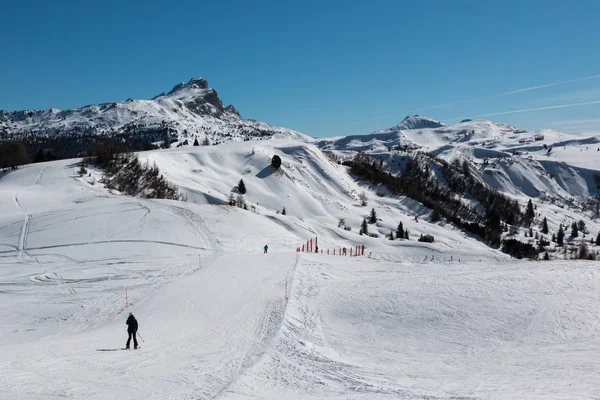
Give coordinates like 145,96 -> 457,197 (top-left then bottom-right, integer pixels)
1,0 -> 599,137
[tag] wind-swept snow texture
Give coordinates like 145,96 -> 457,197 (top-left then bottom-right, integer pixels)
2,139 -> 600,399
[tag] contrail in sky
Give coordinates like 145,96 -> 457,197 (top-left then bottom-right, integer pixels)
415,73 -> 600,111
343,73 -> 600,129
448,100 -> 600,121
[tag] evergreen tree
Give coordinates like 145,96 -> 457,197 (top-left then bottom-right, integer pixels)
193,138 -> 199,146
238,179 -> 246,194
557,225 -> 565,246
543,252 -> 550,261
360,219 -> 369,235
202,137 -> 210,146
529,227 -> 533,237
552,232 -> 556,242
271,155 -> 282,169
596,232 -> 600,246
577,220 -> 586,236
404,229 -> 409,240
228,192 -> 236,206
396,222 -> 404,239
571,222 -> 579,237
282,207 -> 286,215
579,243 -> 590,260
369,208 -> 377,224
525,199 -> 535,225
162,134 -> 171,149
541,217 -> 549,234
389,230 -> 395,240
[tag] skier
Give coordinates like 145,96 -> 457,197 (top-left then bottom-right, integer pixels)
264,244 -> 268,254
126,312 -> 139,349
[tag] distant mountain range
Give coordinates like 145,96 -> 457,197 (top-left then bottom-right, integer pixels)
1,77 -> 599,207
319,115 -> 600,205
0,77 -> 306,157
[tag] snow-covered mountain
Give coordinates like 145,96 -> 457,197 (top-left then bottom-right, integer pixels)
393,114 -> 445,130
319,116 -> 600,205
0,77 -> 307,144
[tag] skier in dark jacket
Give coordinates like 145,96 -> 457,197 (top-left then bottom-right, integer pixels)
264,244 -> 268,254
126,313 -> 138,349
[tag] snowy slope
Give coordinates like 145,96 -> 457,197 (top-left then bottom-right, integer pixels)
0,77 -> 308,144
225,254 -> 600,400
1,142 -> 600,399
138,139 -> 508,260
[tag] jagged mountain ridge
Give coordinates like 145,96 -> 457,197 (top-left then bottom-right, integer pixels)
0,77 -> 306,144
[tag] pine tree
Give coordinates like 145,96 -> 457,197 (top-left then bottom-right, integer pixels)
360,219 -> 369,235
369,208 -> 377,224
202,137 -> 210,146
596,231 -> 600,246
543,252 -> 550,261
396,222 -> 404,239
238,179 -> 246,194
541,217 -> 549,234
404,229 -> 409,240
162,133 -> 171,149
552,232 -> 556,242
193,138 -> 199,146
529,227 -> 533,237
557,225 -> 565,246
571,222 -> 579,238
577,220 -> 586,237
389,230 -> 395,240
281,207 -> 286,215
525,199 -> 535,225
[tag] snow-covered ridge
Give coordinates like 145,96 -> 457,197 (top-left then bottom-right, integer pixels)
393,114 -> 445,130
0,77 -> 308,143
319,117 -> 600,204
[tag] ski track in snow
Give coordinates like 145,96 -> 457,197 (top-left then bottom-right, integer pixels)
16,213 -> 31,259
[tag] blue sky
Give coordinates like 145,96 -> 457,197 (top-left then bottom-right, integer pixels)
1,0 -> 599,137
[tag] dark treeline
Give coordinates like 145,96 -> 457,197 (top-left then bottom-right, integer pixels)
344,152 -> 527,252
84,142 -> 184,201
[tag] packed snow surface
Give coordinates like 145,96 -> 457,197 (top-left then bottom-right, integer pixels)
1,141 -> 600,399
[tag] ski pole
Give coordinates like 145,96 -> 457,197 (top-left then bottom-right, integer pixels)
137,332 -> 145,343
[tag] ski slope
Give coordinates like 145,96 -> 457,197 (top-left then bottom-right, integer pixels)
1,146 -> 600,399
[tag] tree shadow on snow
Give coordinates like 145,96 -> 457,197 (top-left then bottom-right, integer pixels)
256,165 -> 276,179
